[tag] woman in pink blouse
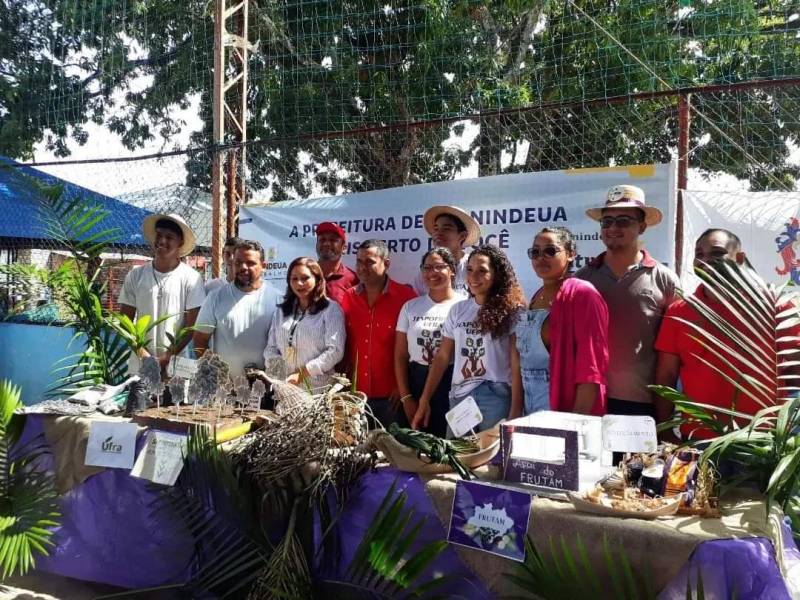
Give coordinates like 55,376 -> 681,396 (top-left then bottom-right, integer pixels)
511,227 -> 609,415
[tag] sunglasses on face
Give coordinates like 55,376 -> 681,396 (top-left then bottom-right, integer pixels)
600,215 -> 642,229
527,246 -> 563,259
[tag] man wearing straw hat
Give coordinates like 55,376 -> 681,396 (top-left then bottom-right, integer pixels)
119,213 -> 205,376
412,205 -> 481,296
575,185 -> 679,417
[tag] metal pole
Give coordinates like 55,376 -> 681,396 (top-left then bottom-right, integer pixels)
211,0 -> 226,278
238,0 -> 249,213
676,93 -> 691,275
226,150 -> 237,239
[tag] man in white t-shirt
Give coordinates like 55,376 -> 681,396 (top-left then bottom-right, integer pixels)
412,206 -> 480,296
118,213 -> 205,375
204,236 -> 241,294
193,240 -> 281,377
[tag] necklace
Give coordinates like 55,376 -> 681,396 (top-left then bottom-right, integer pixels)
285,306 -> 308,365
152,266 -> 172,301
530,288 -> 555,309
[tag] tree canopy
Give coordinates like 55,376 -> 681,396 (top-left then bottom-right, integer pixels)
2,0 -> 799,194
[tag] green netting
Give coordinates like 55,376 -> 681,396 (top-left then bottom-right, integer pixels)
1,0 -> 799,309
1,1 -> 799,200
4,1 -> 799,152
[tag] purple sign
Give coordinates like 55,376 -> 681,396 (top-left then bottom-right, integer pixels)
501,426 -> 579,491
447,480 -> 532,562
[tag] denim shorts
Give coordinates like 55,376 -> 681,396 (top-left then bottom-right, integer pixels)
450,380 -> 511,434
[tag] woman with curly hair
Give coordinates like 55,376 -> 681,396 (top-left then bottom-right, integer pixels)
411,244 -> 526,432
264,257 -> 345,390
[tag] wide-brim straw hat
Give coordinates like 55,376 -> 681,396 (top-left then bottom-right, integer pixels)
423,205 -> 481,246
143,213 -> 196,256
585,185 -> 663,227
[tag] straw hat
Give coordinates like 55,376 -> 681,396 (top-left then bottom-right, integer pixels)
423,205 -> 481,246
585,185 -> 663,227
142,213 -> 196,256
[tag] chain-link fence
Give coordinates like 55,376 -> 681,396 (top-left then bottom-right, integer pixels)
2,0 -> 799,318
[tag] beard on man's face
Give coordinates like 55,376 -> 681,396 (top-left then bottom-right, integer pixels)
235,272 -> 253,288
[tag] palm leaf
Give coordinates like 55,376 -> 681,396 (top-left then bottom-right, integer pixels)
505,532 -> 708,599
0,381 -> 60,579
317,480 -> 450,599
650,257 -> 800,539
144,427 -> 269,598
106,311 -> 172,355
31,179 -> 121,261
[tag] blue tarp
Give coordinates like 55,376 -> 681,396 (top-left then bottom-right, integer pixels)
0,157 -> 151,247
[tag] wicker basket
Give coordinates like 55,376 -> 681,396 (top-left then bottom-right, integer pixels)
330,390 -> 367,446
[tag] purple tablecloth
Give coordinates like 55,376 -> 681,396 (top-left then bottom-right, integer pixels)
23,415 -> 194,588
22,414 -> 795,597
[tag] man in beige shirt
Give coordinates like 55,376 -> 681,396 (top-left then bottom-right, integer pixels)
575,185 -> 679,417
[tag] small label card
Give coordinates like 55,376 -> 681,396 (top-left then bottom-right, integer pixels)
601,415 -> 658,453
446,396 -> 483,438
131,430 -> 187,486
501,426 -> 579,491
448,480 -> 532,562
171,356 -> 199,380
85,421 -> 138,469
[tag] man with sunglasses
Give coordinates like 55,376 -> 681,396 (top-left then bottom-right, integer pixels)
575,185 -> 679,418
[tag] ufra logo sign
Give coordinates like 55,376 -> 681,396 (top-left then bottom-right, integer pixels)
775,218 -> 800,284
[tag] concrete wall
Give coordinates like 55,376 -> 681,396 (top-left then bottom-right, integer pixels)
0,322 -> 79,405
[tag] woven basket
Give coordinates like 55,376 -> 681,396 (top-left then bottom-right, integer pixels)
371,426 -> 500,474
330,390 -> 367,446
270,378 -> 315,415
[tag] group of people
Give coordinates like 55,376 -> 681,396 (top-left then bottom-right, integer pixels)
118,184 -> 763,441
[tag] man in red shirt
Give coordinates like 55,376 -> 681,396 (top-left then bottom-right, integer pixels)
655,229 -> 762,440
339,239 -> 416,428
316,221 -> 358,304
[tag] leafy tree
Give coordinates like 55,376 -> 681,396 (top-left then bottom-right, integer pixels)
2,0 -> 799,193
0,0 -> 210,159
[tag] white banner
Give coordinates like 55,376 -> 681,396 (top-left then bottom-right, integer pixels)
240,164 -> 677,297
681,190 -> 800,290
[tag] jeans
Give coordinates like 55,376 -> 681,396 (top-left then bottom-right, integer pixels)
450,380 -> 511,434
515,308 -> 551,415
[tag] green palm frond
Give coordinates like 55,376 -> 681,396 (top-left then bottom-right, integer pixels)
164,324 -> 202,355
32,180 -> 121,261
504,533 -> 716,600
146,427 -> 269,599
106,312 -> 173,355
0,381 -> 60,579
0,181 -> 135,396
316,479 -> 450,599
504,534 -> 652,599
650,259 -> 800,540
651,258 -> 799,431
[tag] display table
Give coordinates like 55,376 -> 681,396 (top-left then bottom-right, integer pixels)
19,413 -> 798,598
325,468 -> 794,599
20,413 -> 194,588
